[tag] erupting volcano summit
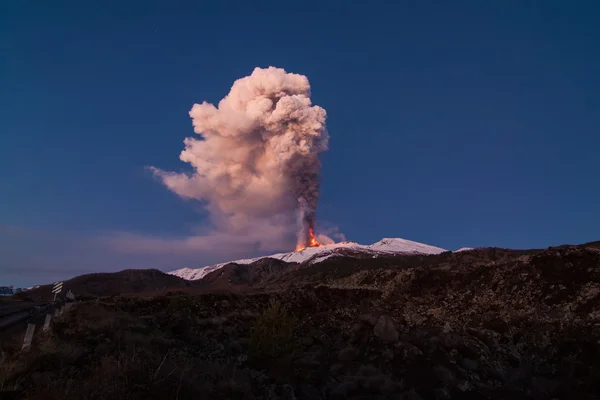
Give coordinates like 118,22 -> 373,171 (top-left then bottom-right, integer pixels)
150,67 -> 331,252
295,227 -> 321,252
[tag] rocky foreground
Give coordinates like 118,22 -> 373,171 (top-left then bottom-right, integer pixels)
2,244 -> 600,399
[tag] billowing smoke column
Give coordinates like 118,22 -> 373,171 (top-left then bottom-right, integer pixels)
151,67 -> 328,250
297,197 -> 316,249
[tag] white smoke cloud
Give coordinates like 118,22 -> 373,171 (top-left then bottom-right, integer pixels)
316,225 -> 347,245
150,66 -> 330,251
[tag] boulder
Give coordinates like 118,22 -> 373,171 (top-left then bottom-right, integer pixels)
338,347 -> 360,361
374,315 -> 399,342
358,313 -> 378,326
460,358 -> 479,371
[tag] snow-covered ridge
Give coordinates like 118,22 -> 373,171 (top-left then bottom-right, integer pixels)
169,237 -> 448,281
455,247 -> 475,252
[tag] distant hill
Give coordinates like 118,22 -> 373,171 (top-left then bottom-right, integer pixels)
199,258 -> 297,290
583,240 -> 600,250
13,239 -> 600,301
191,245 -> 543,290
15,269 -> 194,301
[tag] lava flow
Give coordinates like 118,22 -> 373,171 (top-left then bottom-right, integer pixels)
295,228 -> 321,251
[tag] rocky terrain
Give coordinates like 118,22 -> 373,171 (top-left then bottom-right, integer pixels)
2,243 -> 600,399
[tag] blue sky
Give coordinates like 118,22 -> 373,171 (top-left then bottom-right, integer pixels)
1,0 -> 599,287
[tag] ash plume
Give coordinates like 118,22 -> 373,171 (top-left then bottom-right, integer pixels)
151,67 -> 328,250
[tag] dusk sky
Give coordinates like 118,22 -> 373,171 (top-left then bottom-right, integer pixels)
2,0 -> 599,287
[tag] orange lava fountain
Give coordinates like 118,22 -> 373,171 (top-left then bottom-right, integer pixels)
295,227 -> 321,251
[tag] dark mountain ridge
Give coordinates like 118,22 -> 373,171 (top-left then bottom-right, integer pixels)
14,269 -> 195,301
14,241 -> 600,299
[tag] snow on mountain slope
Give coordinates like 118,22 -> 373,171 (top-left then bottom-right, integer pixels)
367,238 -> 447,254
169,238 -> 448,281
455,247 -> 475,252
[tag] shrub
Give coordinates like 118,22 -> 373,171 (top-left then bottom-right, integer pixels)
248,299 -> 297,369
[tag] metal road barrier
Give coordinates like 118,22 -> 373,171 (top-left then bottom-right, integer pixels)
1,282 -> 76,351
0,302 -> 55,332
0,281 -> 69,333
0,301 -> 75,400
1,301 -> 77,352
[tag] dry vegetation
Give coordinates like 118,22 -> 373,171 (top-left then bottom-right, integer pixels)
2,245 -> 600,399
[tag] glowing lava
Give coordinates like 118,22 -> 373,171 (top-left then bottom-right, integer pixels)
295,227 -> 321,252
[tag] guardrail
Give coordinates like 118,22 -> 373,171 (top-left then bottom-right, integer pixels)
0,301 -> 74,350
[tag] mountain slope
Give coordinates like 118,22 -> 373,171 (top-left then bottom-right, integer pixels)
169,237 -> 448,281
15,269 -> 194,301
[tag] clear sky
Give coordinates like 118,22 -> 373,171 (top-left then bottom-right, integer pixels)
2,0 -> 599,287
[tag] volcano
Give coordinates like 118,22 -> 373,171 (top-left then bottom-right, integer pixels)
295,227 -> 321,251
168,237 -> 449,281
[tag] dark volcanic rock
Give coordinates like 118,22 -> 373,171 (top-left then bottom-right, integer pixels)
374,315 -> 399,342
338,347 -> 360,361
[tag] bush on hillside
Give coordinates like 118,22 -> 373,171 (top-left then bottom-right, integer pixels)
248,299 -> 297,370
